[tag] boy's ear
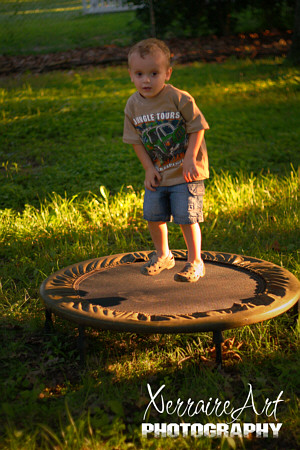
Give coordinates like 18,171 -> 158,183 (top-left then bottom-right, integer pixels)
165,67 -> 172,81
128,68 -> 133,82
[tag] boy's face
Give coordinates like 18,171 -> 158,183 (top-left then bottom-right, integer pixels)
128,50 -> 172,99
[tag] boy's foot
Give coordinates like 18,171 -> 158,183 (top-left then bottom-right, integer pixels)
141,252 -> 175,276
174,260 -> 205,282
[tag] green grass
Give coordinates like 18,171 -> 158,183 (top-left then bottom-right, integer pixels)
1,59 -> 299,209
0,1 -> 137,55
0,58 -> 300,449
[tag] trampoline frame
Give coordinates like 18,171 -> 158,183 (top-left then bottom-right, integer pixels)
40,250 -> 300,366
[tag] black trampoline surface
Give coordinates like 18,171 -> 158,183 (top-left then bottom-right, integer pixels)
78,261 -> 265,316
40,250 -> 300,333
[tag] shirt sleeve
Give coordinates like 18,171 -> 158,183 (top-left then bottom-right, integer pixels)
123,100 -> 141,145
177,92 -> 209,134
123,113 -> 141,144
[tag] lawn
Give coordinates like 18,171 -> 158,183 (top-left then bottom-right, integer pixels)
0,1 -> 137,55
0,58 -> 299,449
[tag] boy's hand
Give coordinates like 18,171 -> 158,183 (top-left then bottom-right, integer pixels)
182,130 -> 204,182
182,156 -> 199,183
132,143 -> 162,191
145,166 -> 162,191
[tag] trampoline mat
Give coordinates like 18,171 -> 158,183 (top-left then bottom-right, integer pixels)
77,261 -> 265,316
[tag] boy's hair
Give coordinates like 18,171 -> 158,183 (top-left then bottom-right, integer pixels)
128,38 -> 171,67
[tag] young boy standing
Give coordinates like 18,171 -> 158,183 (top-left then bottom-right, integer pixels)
123,38 -> 209,282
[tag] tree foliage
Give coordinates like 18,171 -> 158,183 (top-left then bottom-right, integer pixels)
288,0 -> 300,63
129,0 -> 295,39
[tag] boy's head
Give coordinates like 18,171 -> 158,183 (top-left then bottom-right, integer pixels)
128,38 -> 172,99
128,38 -> 171,68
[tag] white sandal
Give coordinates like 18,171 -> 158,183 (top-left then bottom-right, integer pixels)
141,252 -> 175,276
174,260 -> 205,282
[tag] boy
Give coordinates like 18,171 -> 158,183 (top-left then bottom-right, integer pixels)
123,38 -> 209,282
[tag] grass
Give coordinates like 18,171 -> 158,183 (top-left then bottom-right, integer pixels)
0,58 -> 300,449
0,1 -> 137,55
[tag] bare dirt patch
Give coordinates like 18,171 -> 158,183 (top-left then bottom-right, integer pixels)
0,30 -> 292,76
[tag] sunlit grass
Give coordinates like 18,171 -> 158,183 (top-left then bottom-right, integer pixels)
3,6 -> 82,15
0,58 -> 299,449
1,60 -> 299,211
0,3 -> 136,54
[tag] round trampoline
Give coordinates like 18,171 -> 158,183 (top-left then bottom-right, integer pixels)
40,250 -> 300,365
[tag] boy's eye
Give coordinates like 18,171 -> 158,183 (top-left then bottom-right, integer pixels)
152,72 -> 157,76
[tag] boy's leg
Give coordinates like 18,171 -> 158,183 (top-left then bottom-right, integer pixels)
148,221 -> 170,259
180,223 -> 202,264
141,221 -> 175,276
174,222 -> 205,282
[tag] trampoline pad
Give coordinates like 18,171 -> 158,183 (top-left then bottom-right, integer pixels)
40,250 -> 300,333
78,261 -> 264,316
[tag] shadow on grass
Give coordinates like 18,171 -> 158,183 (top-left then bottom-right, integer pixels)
1,314 -> 299,448
0,172 -> 298,447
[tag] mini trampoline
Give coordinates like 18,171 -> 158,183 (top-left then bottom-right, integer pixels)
40,250 -> 300,365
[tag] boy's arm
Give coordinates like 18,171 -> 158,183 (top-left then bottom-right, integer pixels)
132,143 -> 162,191
182,130 -> 205,183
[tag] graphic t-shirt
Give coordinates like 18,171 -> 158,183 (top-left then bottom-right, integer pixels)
123,84 -> 209,186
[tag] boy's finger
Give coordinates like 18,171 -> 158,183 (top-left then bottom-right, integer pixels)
144,180 -> 156,191
156,171 -> 162,181
184,170 -> 192,182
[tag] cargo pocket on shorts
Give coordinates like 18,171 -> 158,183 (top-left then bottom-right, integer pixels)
187,181 -> 205,221
187,180 -> 205,197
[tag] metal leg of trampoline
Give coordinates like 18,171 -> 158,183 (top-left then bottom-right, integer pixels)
44,308 -> 54,333
78,326 -> 86,366
292,300 -> 300,328
213,330 -> 224,368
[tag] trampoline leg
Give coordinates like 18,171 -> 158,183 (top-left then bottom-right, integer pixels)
78,326 -> 86,366
44,308 -> 54,333
213,330 -> 224,368
297,300 -> 300,330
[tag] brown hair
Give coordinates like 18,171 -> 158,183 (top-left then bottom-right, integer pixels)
128,38 -> 171,67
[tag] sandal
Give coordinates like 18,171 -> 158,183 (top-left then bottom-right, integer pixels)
174,260 -> 205,282
141,252 -> 175,276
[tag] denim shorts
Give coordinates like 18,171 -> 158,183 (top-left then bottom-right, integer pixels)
143,180 -> 205,224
